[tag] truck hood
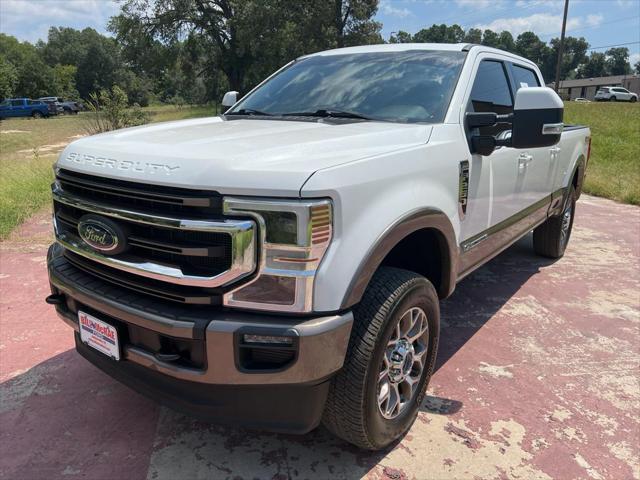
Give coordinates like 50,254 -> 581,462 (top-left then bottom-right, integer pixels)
58,116 -> 432,196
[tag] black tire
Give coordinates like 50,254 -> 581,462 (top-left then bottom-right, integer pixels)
533,185 -> 576,258
610,96 -> 617,102
31,111 -> 43,119
631,96 -> 637,103
322,267 -> 440,450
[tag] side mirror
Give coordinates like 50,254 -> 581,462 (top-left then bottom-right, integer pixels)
221,91 -> 239,109
467,87 -> 563,156
512,87 -> 563,148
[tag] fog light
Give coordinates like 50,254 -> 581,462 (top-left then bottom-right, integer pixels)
243,334 -> 294,345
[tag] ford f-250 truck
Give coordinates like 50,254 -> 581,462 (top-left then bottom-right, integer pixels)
46,43 -> 590,450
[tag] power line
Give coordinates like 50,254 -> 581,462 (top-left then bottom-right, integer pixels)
587,41 -> 640,50
539,15 -> 640,39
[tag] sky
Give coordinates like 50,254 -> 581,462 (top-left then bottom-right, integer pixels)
0,0 -> 639,66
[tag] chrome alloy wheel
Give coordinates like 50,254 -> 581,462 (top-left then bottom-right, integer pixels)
560,200 -> 573,248
377,307 -> 429,420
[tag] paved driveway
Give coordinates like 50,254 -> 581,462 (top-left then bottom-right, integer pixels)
1,195 -> 638,480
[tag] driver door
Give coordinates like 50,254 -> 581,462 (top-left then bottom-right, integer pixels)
465,58 -> 527,231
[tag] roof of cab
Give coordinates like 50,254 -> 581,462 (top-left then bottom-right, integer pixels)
306,43 -> 470,57
303,43 -> 538,70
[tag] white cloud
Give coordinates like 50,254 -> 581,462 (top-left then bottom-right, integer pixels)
630,52 -> 640,65
380,1 -> 413,18
515,0 -> 564,8
616,0 -> 637,7
585,14 -> 604,27
475,12 -> 604,36
455,0 -> 495,8
0,0 -> 120,42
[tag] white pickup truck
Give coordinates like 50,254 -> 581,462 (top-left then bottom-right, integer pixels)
46,43 -> 590,450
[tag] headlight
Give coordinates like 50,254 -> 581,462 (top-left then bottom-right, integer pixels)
222,197 -> 332,312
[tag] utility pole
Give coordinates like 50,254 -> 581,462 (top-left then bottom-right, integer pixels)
554,0 -> 570,93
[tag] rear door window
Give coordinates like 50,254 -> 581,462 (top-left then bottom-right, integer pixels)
11,100 -> 23,106
469,60 -> 513,135
511,64 -> 540,90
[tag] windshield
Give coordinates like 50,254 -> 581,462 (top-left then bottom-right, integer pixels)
230,50 -> 466,123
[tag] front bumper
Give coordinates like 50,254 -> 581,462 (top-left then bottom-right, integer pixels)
47,243 -> 353,433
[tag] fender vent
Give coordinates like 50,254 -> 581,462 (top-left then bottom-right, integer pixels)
459,160 -> 470,217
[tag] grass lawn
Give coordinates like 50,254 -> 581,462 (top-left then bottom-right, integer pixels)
564,101 -> 640,205
0,101 -> 638,239
0,104 -> 217,239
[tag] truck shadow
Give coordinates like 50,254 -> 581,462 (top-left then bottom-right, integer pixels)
435,233 -> 557,372
0,234 -> 558,479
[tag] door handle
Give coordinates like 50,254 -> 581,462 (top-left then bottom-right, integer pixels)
518,153 -> 533,169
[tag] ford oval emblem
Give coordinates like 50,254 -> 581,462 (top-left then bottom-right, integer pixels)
77,214 -> 128,255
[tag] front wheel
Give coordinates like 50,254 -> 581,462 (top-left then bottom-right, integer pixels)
322,267 -> 439,450
533,185 -> 576,258
631,96 -> 637,103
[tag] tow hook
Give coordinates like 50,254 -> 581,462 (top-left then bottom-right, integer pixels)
154,352 -> 182,363
45,294 -> 65,305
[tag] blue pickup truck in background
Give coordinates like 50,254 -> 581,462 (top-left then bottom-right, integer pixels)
0,98 -> 50,119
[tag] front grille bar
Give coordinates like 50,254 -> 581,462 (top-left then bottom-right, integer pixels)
57,169 -> 216,208
53,185 -> 256,288
56,211 -> 223,258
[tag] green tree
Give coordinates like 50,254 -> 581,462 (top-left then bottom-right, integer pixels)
389,31 -> 413,43
0,56 -> 18,99
75,38 -> 121,99
51,64 -> 79,98
542,36 -> 589,81
498,31 -> 515,53
42,27 -> 88,66
481,29 -> 501,48
515,31 -> 550,71
413,24 -> 464,43
464,28 -> 482,44
576,52 -> 607,78
605,47 -> 632,75
333,0 -> 382,47
0,33 -> 52,98
115,0 -> 381,94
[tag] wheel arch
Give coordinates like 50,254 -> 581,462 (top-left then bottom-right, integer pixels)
340,208 -> 458,309
571,154 -> 586,199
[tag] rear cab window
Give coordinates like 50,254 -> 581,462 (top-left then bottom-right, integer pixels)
511,64 -> 541,90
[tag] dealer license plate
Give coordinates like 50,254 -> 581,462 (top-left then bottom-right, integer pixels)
78,311 -> 120,360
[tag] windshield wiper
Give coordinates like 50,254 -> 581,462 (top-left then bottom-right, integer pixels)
226,108 -> 273,116
281,109 -> 373,120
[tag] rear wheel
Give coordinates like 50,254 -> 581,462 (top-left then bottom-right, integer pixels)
322,267 -> 439,450
31,111 -> 43,119
610,96 -> 617,102
533,185 -> 576,258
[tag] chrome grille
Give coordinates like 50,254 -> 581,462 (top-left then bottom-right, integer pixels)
52,170 -> 256,303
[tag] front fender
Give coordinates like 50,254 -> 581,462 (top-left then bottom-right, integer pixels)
300,135 -> 464,312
